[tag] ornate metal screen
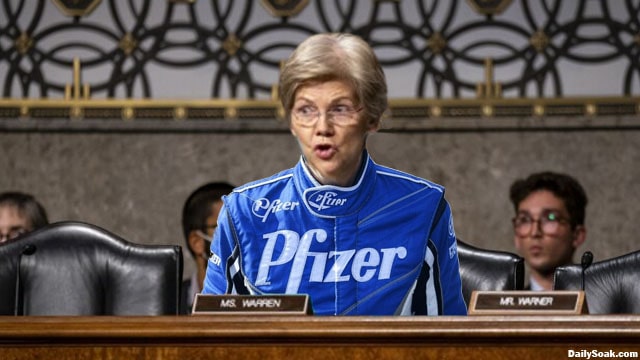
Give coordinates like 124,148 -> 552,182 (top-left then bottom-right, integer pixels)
1,0 -> 639,131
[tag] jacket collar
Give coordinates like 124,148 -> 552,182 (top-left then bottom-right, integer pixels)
294,151 -> 376,217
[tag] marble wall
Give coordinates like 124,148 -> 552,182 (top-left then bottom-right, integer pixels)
1,126 -> 639,278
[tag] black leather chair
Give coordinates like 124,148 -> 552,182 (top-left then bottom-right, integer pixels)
0,221 -> 182,315
553,250 -> 640,314
457,239 -> 525,305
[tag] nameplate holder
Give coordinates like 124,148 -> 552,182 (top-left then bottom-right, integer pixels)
468,290 -> 587,315
191,294 -> 313,315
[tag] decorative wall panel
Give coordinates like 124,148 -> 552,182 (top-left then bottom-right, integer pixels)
1,0 -> 639,129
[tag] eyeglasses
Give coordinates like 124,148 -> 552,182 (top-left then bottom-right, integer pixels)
0,227 -> 28,243
292,104 -> 363,127
512,211 -> 570,236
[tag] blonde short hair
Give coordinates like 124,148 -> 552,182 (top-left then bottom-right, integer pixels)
279,33 -> 388,126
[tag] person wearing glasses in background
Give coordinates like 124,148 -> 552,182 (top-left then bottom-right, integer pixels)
0,191 -> 49,244
180,182 -> 235,314
202,33 -> 467,316
510,172 -> 588,291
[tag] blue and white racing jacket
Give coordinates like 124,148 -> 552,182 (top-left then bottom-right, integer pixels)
202,152 -> 467,316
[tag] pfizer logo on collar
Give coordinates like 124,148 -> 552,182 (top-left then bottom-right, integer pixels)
306,190 -> 348,213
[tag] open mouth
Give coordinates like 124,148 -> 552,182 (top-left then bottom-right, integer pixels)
314,144 -> 335,159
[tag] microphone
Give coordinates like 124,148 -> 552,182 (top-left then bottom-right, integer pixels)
580,251 -> 593,291
14,244 -> 37,316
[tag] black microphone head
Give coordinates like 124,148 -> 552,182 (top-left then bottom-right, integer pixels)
22,244 -> 37,256
581,251 -> 593,269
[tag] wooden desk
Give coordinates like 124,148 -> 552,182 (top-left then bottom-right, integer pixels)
1,315 -> 639,359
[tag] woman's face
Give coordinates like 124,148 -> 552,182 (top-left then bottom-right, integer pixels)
289,79 -> 378,186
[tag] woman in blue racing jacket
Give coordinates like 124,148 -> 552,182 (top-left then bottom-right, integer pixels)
202,33 -> 467,316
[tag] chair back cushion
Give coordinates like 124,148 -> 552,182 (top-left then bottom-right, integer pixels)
554,250 -> 640,314
457,239 -> 525,305
0,221 -> 182,315
0,240 -> 22,314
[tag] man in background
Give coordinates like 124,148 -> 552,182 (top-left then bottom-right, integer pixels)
180,182 -> 234,314
0,191 -> 49,244
509,172 -> 588,291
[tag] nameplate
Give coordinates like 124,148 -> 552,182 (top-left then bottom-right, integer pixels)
468,290 -> 587,315
191,294 -> 313,315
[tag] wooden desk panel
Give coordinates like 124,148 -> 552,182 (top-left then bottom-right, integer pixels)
1,315 -> 639,359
